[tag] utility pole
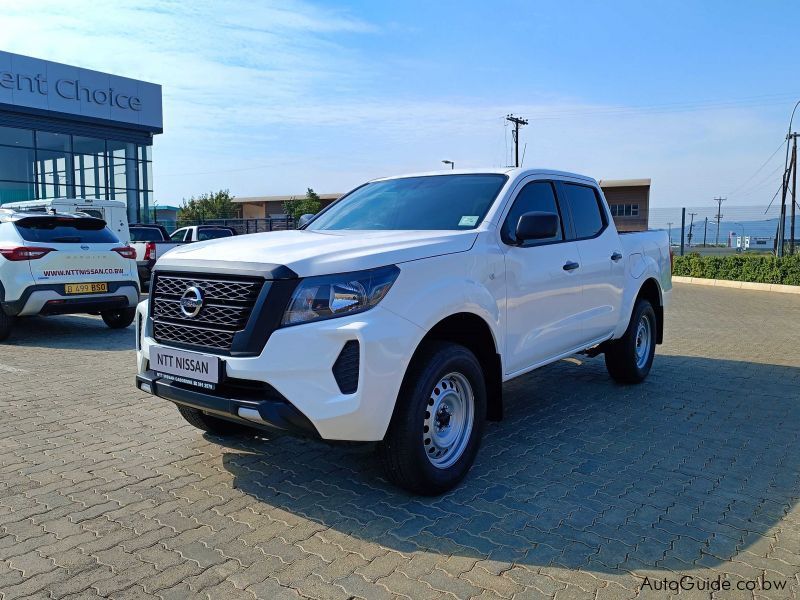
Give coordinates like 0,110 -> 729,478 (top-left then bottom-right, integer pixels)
790,133 -> 798,254
687,212 -> 697,247
506,114 -> 528,167
703,217 -> 708,247
713,196 -> 725,246
666,222 -> 673,245
680,208 -> 686,256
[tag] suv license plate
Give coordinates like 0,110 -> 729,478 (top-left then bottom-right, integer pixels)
65,282 -> 108,294
150,345 -> 221,390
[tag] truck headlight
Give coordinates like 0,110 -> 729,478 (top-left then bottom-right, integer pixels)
281,265 -> 400,326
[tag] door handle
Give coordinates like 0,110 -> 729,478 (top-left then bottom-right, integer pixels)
611,252 -> 623,262
563,261 -> 580,271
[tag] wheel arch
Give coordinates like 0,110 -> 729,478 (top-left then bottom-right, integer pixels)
401,312 -> 503,423
635,277 -> 664,344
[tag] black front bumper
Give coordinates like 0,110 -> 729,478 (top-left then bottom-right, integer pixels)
136,370 -> 320,437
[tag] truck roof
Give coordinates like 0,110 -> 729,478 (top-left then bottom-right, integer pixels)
369,167 -> 597,185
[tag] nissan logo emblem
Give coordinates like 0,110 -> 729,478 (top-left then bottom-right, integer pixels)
180,286 -> 204,318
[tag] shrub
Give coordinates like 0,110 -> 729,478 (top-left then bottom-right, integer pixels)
672,253 -> 800,286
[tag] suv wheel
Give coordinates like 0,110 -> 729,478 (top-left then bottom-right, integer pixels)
605,298 -> 657,383
177,406 -> 255,436
379,341 -> 486,495
0,307 -> 14,342
101,307 -> 136,329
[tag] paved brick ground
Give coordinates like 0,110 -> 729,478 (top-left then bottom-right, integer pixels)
1,283 -> 799,600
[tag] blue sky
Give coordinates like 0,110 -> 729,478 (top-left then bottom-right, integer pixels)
2,0 -> 798,207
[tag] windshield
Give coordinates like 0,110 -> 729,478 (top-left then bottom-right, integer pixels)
198,228 -> 234,241
307,174 -> 508,231
14,217 -> 118,243
130,227 -> 165,242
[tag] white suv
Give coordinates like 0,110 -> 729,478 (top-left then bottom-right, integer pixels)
0,209 -> 140,341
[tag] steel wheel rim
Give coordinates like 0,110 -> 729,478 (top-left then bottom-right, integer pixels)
634,314 -> 652,369
423,372 -> 474,469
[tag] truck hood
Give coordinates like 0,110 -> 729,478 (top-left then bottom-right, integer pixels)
156,229 -> 478,277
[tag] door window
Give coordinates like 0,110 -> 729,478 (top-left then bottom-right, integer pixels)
502,181 -> 563,246
170,229 -> 186,241
563,184 -> 606,239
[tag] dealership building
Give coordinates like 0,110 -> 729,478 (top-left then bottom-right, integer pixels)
0,51 -> 162,222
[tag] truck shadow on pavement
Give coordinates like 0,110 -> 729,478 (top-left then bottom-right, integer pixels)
3,314 -> 135,351
220,353 -> 800,573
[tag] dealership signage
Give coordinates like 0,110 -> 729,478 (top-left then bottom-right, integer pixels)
0,71 -> 143,112
0,51 -> 162,130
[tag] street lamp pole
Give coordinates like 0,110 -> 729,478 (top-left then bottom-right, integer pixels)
442,160 -> 454,170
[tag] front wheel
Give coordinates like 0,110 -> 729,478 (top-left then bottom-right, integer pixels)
605,298 -> 657,383
101,307 -> 136,329
379,341 -> 486,495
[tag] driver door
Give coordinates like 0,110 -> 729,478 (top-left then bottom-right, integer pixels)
502,179 -> 585,375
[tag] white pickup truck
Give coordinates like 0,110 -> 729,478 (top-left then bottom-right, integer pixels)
135,168 -> 671,494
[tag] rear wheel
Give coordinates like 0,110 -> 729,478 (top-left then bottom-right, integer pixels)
605,298 -> 657,383
177,406 -> 255,436
101,307 -> 136,329
0,307 -> 14,342
379,341 -> 486,495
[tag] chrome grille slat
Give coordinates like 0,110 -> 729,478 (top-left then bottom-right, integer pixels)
151,273 -> 263,351
153,298 -> 248,328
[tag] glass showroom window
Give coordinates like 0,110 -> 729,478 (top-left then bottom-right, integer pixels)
0,126 -> 37,204
0,125 -> 153,219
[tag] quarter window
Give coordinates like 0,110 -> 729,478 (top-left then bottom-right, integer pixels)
503,181 -> 562,245
563,184 -> 606,239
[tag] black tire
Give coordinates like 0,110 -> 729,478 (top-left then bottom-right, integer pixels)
101,307 -> 136,329
379,341 -> 486,495
177,406 -> 255,436
605,298 -> 657,384
0,307 -> 14,342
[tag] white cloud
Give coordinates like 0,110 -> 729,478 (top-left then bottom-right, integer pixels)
0,1 -> 790,209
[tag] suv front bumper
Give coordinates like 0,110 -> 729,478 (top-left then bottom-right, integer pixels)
136,304 -> 424,441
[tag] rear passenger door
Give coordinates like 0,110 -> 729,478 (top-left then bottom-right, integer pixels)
501,179 -> 585,375
558,182 -> 625,343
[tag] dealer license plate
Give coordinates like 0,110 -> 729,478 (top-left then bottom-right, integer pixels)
150,345 -> 221,390
65,282 -> 108,294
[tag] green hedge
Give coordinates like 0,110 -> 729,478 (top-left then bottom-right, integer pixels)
672,253 -> 800,286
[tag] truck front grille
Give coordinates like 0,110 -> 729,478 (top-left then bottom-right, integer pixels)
151,273 -> 264,351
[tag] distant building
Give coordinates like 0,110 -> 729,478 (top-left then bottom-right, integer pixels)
148,205 -> 180,229
233,194 -> 342,219
599,179 -> 651,232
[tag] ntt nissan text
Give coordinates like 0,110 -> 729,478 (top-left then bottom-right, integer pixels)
135,168 -> 671,494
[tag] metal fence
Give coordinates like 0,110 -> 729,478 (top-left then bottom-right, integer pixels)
150,216 -> 296,235
647,204 -> 799,256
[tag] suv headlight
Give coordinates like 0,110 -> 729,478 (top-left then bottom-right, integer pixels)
281,265 -> 400,326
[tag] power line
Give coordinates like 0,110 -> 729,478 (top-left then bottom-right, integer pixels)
726,140 -> 786,197
731,162 -> 786,201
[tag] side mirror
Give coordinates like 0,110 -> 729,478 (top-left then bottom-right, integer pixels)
297,214 -> 314,228
515,211 -> 559,243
